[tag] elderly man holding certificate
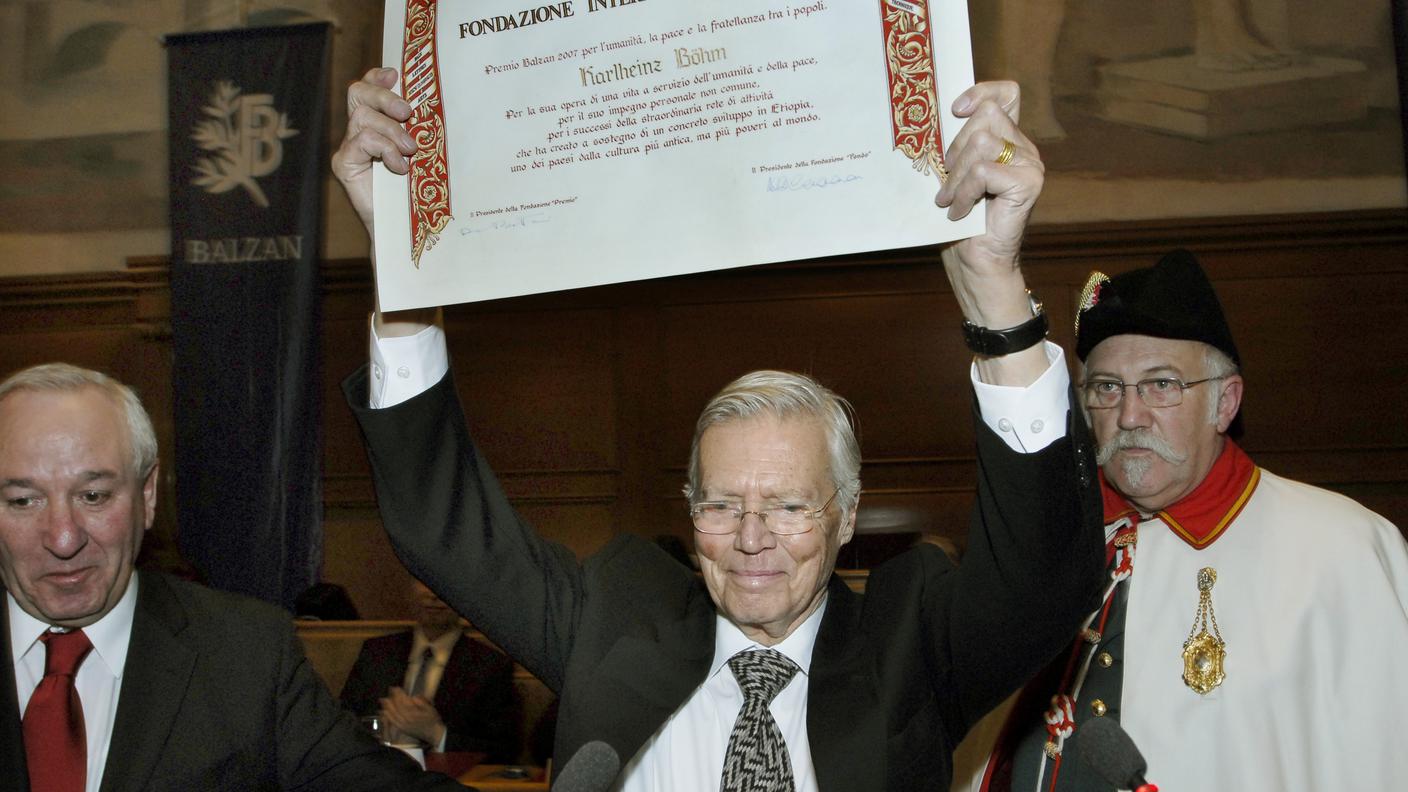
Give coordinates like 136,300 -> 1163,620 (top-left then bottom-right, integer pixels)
334,66 -> 1103,791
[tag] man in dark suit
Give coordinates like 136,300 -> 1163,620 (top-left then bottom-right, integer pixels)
0,363 -> 462,792
335,72 -> 1105,791
341,579 -> 519,760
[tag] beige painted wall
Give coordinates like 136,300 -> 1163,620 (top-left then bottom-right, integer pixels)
0,0 -> 379,277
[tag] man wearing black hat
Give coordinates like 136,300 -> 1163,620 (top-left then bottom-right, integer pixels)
956,250 -> 1408,792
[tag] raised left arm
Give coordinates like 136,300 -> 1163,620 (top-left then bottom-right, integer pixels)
937,81 -> 1048,387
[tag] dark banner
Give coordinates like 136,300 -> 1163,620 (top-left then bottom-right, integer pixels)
167,23 -> 330,609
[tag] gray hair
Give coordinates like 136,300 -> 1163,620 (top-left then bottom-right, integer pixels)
684,370 -> 861,520
1202,345 -> 1240,425
0,363 -> 158,478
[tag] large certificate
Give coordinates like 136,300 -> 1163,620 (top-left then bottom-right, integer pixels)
374,0 -> 979,310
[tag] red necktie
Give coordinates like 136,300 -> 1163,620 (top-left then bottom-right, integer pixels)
23,629 -> 93,792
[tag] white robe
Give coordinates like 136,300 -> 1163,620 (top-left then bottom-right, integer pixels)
953,469 -> 1408,792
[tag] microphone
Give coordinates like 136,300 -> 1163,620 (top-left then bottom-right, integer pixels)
1073,718 -> 1159,792
551,740 -> 620,792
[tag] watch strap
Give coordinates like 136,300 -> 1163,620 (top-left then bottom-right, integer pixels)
961,293 -> 1049,356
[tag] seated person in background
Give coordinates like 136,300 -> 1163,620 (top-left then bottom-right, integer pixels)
294,581 -> 360,621
0,363 -> 460,792
341,579 -> 519,761
334,69 -> 1105,791
953,250 -> 1408,791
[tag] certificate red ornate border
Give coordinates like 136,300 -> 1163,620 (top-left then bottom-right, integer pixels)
880,0 -> 948,182
402,0 -> 451,267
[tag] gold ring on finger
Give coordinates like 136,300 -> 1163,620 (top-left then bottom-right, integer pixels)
994,138 -> 1016,165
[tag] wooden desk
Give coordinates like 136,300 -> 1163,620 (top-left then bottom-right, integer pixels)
457,764 -> 548,791
423,753 -> 547,790
424,751 -> 486,780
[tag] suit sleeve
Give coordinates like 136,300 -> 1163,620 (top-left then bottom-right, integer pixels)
929,388 -> 1106,738
338,641 -> 383,718
345,367 -> 583,692
0,601 -> 29,792
441,644 -> 520,762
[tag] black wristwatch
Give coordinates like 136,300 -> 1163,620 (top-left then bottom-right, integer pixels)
961,291 -> 1048,356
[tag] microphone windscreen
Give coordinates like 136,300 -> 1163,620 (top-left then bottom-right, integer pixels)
1074,717 -> 1148,788
552,740 -> 620,792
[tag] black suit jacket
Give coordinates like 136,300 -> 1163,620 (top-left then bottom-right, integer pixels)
1,572 -> 463,792
347,370 -> 1104,791
340,629 -> 519,760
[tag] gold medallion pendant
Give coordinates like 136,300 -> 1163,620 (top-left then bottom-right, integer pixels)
1182,567 -> 1226,694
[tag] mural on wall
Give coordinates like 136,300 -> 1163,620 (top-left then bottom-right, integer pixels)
0,0 -> 1403,274
0,0 -> 376,274
974,0 -> 1407,221
0,0 -> 177,235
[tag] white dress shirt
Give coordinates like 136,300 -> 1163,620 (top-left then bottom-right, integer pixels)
367,321 -> 451,410
368,318 -> 1073,789
404,626 -> 462,752
404,626 -> 462,701
9,575 -> 139,792
614,602 -> 826,792
970,340 -> 1069,454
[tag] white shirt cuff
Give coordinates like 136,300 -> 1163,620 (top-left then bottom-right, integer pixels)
970,341 -> 1070,453
368,319 -> 449,409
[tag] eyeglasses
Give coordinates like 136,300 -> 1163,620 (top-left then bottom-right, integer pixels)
1081,376 -> 1222,409
689,487 -> 841,535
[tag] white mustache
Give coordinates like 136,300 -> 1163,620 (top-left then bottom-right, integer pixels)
1096,429 -> 1187,467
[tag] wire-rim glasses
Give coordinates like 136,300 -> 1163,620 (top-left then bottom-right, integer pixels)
1081,376 -> 1223,409
689,487 -> 841,535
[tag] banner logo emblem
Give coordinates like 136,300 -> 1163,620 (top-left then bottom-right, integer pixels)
191,80 -> 299,208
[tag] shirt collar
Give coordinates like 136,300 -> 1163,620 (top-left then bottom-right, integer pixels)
707,594 -> 828,681
411,625 -> 462,660
8,572 -> 138,680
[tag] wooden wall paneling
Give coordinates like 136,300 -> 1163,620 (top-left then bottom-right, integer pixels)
0,272 -> 143,375
321,507 -> 413,619
126,260 -> 180,552
608,298 -> 672,549
514,500 -> 620,560
321,259 -> 380,508
1219,271 -> 1408,453
0,209 -> 1403,623
446,306 -> 620,473
446,305 -> 622,560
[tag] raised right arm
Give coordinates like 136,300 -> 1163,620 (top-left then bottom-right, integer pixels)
333,69 -> 583,688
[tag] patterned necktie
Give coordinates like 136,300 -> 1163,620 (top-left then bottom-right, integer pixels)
721,649 -> 800,792
23,629 -> 93,792
408,646 -> 435,697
